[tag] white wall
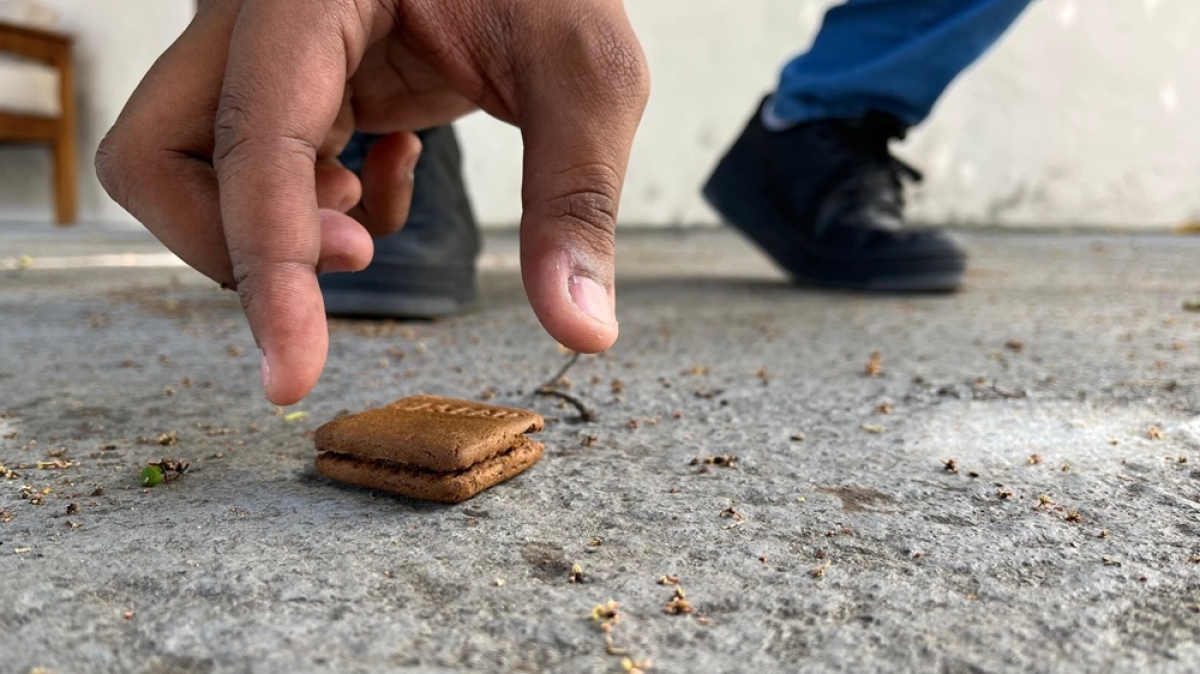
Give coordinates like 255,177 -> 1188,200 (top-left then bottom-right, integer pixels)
459,0 -> 1200,229
2,0 -> 1198,229
903,0 -> 1200,228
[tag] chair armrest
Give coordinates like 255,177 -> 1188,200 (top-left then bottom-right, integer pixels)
0,19 -> 71,66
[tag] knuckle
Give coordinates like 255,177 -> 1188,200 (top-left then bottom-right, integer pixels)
94,130 -> 138,206
536,162 -> 622,250
562,17 -> 650,107
229,257 -> 315,319
93,134 -> 121,196
212,87 -> 257,165
213,87 -> 318,179
228,255 -> 268,314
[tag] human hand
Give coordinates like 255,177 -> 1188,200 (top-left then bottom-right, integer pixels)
96,0 -> 649,405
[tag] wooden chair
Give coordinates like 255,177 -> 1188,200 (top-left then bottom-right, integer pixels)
0,19 -> 76,225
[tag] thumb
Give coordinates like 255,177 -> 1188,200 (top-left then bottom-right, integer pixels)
516,14 -> 650,354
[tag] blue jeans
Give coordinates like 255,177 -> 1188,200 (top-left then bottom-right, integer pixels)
771,0 -> 1033,128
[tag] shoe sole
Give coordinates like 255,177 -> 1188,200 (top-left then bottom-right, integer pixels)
319,261 -> 478,320
701,141 -> 965,293
322,290 -> 475,320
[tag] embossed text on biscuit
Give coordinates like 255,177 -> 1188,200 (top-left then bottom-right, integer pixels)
396,399 -> 523,420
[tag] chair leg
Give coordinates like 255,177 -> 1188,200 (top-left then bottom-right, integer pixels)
52,44 -> 78,226
51,127 -> 77,225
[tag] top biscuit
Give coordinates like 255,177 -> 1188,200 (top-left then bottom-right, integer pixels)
313,395 -> 545,472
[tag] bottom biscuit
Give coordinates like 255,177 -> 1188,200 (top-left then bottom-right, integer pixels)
316,436 -> 544,503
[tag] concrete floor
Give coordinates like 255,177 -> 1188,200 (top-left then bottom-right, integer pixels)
2,224 -> 1200,674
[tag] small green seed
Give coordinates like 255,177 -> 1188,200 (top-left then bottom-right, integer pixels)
140,465 -> 164,487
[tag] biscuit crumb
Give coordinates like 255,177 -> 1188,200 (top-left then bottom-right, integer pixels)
718,507 -> 744,521
691,455 -> 737,469
664,585 -> 692,615
592,600 -> 620,625
35,459 -> 74,470
808,561 -> 832,578
864,351 -> 883,377
568,564 -> 586,584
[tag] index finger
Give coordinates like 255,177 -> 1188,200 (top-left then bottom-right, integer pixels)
213,0 -> 383,404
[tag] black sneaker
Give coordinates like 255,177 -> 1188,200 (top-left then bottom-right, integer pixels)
320,125 -> 480,318
702,98 -> 966,291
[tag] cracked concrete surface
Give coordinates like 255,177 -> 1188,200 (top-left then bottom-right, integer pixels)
2,226 -> 1199,674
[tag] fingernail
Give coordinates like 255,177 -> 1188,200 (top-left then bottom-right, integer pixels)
401,153 -> 418,182
260,351 -> 271,392
404,136 -> 423,180
568,275 -> 616,325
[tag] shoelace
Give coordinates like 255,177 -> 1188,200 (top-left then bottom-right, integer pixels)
844,154 -> 922,209
813,153 -> 923,236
